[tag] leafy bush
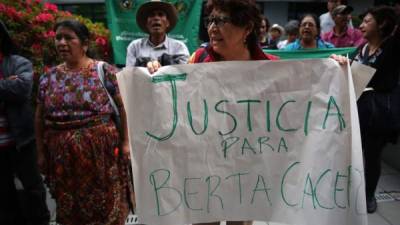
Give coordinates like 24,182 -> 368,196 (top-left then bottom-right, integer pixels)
0,0 -> 111,79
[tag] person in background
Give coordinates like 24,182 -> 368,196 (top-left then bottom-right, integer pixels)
126,0 -> 190,73
322,5 -> 365,48
285,14 -> 334,50
320,0 -> 353,34
0,19 -> 50,225
258,15 -> 270,48
277,20 -> 299,49
353,6 -> 400,214
263,24 -> 284,49
35,19 -> 134,225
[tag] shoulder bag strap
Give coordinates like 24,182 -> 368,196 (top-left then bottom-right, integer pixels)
97,61 -> 120,116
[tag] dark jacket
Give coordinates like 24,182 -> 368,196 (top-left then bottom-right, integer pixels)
355,23 -> 400,92
0,55 -> 35,150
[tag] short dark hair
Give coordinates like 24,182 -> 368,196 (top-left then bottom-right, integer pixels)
299,13 -> 321,35
54,19 -> 92,57
362,6 -> 396,38
0,20 -> 17,56
54,19 -> 90,45
284,20 -> 299,35
261,15 -> 271,32
206,0 -> 263,53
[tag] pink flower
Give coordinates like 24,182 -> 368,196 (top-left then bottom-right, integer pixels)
25,7 -> 32,14
95,37 -> 107,46
43,30 -> 56,39
35,13 -> 54,23
0,4 -> 6,13
31,43 -> 42,53
43,66 -> 51,73
4,6 -> 21,20
44,3 -> 58,12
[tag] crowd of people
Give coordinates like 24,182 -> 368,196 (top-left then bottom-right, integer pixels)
0,0 -> 399,224
260,0 -> 364,50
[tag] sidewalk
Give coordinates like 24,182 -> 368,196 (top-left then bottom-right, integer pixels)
367,162 -> 400,225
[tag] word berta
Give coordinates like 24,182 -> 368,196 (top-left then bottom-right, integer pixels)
149,162 -> 358,216
145,74 -> 346,141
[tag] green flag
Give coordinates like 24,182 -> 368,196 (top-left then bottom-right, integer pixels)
264,47 -> 358,60
105,0 -> 202,65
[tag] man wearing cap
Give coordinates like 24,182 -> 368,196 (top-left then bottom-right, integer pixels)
126,0 -> 190,73
320,0 -> 353,34
263,24 -> 284,49
322,5 -> 365,48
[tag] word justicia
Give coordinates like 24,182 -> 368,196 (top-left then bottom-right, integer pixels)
145,74 -> 347,142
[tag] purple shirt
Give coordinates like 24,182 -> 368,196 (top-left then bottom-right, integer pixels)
322,27 -> 365,48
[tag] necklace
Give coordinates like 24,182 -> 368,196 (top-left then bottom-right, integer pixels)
63,58 -> 94,72
59,59 -> 95,79
367,40 -> 383,57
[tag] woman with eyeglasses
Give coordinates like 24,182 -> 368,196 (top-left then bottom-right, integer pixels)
285,14 -> 334,50
189,0 -> 278,63
189,1 -> 276,225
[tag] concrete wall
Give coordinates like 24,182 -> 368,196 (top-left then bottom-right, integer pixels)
349,0 -> 375,14
263,2 -> 289,26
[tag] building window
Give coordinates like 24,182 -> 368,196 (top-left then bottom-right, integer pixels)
288,2 -> 326,21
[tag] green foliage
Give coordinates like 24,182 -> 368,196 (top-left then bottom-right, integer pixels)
0,0 -> 111,79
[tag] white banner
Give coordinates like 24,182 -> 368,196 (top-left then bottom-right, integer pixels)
117,59 -> 367,225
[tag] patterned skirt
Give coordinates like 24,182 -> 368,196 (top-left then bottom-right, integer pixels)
42,116 -> 134,225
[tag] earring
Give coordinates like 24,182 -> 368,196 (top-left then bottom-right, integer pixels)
243,34 -> 249,44
243,31 -> 251,44
82,47 -> 88,55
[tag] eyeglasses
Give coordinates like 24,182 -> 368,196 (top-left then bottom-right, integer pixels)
300,22 -> 316,28
204,16 -> 231,28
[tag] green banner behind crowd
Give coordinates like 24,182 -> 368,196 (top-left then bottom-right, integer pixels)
264,47 -> 358,60
105,0 -> 202,65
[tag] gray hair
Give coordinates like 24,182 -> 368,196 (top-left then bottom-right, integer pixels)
284,20 -> 299,35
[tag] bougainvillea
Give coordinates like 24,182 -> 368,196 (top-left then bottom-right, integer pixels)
0,0 -> 111,79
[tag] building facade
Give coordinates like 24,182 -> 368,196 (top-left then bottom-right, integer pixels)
47,0 -> 395,27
